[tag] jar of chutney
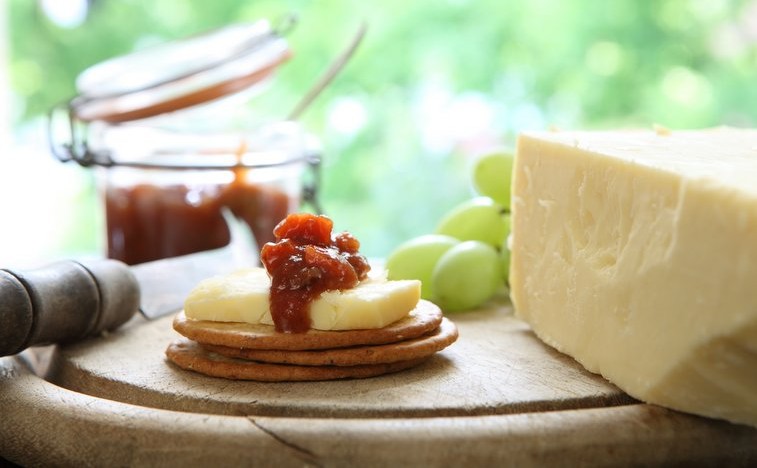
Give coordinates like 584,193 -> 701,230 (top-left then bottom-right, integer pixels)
49,19 -> 321,265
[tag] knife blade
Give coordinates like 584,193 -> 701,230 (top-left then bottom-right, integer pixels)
0,244 -> 252,357
134,242 -> 254,320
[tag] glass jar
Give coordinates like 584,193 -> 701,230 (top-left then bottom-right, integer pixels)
96,122 -> 318,265
49,19 -> 321,265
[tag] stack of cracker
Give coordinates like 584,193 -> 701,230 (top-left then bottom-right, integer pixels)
166,300 -> 458,382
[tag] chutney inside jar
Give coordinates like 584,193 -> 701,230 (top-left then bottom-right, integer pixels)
103,157 -> 304,265
97,120 -> 314,265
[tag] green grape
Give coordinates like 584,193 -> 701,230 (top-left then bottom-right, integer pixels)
436,197 -> 509,248
501,214 -> 512,285
500,237 -> 511,286
472,151 -> 514,209
386,234 -> 459,300
431,240 -> 503,312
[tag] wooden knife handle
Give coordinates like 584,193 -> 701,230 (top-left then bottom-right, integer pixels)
0,259 -> 140,357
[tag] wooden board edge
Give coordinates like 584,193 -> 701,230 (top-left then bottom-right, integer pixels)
2,356 -> 756,467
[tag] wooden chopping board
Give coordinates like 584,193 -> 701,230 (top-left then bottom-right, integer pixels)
1,300 -> 756,467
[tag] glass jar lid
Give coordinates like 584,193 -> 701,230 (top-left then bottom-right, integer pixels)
70,19 -> 293,124
48,17 -> 299,167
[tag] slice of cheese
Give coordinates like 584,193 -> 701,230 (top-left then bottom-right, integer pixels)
184,267 -> 421,331
510,127 -> 757,428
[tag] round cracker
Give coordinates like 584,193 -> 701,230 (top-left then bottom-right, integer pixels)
165,339 -> 430,382
172,300 -> 443,351
202,318 -> 458,366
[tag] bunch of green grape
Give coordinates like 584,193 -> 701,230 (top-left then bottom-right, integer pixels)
386,151 -> 514,312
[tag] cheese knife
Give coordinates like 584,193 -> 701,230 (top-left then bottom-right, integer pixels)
0,244 -> 250,357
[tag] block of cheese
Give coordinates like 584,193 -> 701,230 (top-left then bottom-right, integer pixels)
510,127 -> 757,428
185,267 -> 421,331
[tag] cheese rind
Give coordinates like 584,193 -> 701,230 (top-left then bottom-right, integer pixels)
184,268 -> 421,331
510,127 -> 757,428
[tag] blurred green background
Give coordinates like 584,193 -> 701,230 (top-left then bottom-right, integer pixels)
4,0 -> 757,263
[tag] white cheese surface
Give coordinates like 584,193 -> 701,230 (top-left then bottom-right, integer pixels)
184,267 -> 421,331
533,127 -> 757,196
510,127 -> 757,428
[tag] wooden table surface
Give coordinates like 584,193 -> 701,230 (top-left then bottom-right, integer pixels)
1,301 -> 756,467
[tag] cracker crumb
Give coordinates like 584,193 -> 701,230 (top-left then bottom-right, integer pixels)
653,124 -> 672,136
